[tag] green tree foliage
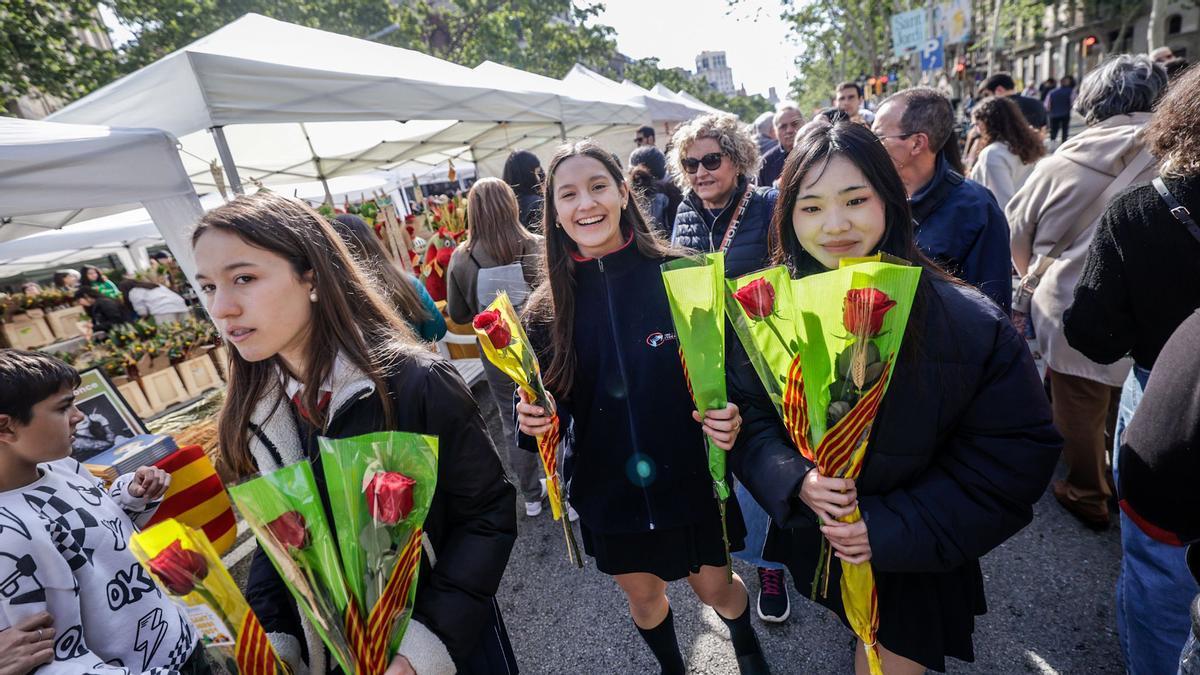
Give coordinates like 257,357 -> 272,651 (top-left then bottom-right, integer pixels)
1,0 -> 120,112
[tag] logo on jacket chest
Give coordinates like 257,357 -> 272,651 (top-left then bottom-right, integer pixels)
645,331 -> 678,348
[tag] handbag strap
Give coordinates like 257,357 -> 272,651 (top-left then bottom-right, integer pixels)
1032,150 -> 1155,277
1153,177 -> 1200,246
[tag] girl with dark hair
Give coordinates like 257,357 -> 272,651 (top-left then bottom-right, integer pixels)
118,278 -> 189,324
968,96 -> 1045,209
329,213 -> 446,342
80,264 -> 120,299
516,140 -> 769,674
191,192 -> 517,675
729,122 -> 1061,674
502,149 -> 545,231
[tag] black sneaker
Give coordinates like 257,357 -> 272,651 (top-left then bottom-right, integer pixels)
756,567 -> 790,623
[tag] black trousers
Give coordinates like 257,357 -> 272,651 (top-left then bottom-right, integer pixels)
1050,115 -> 1071,142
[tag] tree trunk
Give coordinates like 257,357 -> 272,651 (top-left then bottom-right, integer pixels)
1147,0 -> 1166,50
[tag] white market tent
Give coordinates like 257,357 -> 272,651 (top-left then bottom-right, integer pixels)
562,64 -> 701,132
651,84 -> 725,117
0,117 -> 204,281
49,14 -> 650,192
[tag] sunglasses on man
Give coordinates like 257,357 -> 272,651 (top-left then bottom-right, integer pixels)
635,136 -> 649,145
681,152 -> 725,174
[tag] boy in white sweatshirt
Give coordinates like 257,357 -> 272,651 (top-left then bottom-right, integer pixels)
0,349 -> 201,674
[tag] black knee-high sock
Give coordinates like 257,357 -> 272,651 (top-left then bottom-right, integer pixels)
635,607 -> 686,675
718,603 -> 763,657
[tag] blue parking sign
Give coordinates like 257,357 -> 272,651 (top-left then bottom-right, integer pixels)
921,37 -> 945,71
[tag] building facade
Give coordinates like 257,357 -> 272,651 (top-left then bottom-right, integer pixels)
695,50 -> 736,95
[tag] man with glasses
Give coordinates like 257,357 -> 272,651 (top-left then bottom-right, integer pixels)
873,87 -> 1012,312
757,103 -> 803,188
635,125 -> 656,148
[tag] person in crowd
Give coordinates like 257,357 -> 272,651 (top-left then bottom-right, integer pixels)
1164,57 -> 1191,80
0,349 -> 189,673
80,265 -> 121,300
1151,45 -> 1176,63
503,149 -> 546,232
635,125 -> 657,148
834,81 -> 875,126
1008,54 -> 1166,535
629,145 -> 683,238
516,141 -> 768,674
873,87 -> 1011,311
980,72 -> 1048,132
0,611 -> 54,675
329,213 -> 446,342
18,281 -> 41,296
445,177 -> 545,517
667,113 -> 790,623
1112,310 -> 1200,674
1039,77 -> 1058,102
119,279 -> 190,325
192,192 -> 518,674
968,96 -> 1046,209
51,269 -> 80,292
75,286 -> 126,337
730,120 -> 1060,675
753,110 -> 779,157
1062,59 -> 1199,675
1045,75 -> 1076,143
758,103 -> 804,187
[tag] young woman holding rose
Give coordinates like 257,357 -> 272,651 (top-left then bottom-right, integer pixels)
192,192 -> 517,675
515,140 -> 770,674
727,121 -> 1062,674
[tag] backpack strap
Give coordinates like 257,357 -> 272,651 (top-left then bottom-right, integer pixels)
1153,177 -> 1200,246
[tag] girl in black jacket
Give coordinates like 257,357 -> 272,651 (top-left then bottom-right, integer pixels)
516,140 -> 769,674
191,192 -> 517,675
728,122 -> 1062,673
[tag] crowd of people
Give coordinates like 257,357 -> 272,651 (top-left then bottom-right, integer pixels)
0,50 -> 1197,675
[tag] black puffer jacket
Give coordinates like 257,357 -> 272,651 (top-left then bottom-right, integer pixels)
729,277 -> 1061,670
522,238 -> 739,535
671,176 -> 778,278
243,351 -> 516,673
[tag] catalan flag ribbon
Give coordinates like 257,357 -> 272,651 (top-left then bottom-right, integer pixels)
130,519 -> 289,674
473,292 -> 582,567
145,445 -> 236,554
726,256 -> 921,675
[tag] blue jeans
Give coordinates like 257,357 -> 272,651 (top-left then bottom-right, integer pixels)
1115,366 -> 1199,674
732,482 -> 785,570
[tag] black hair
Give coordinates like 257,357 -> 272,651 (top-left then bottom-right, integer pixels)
820,107 -> 851,124
836,81 -> 864,97
982,72 -> 1017,92
502,150 -> 544,198
0,349 -> 80,425
637,125 -> 656,139
151,251 -> 172,261
629,146 -> 668,180
75,287 -> 101,301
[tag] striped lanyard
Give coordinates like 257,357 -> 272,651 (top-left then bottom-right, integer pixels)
718,188 -> 755,253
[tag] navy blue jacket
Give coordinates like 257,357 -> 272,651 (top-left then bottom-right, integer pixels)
671,176 -> 778,278
910,156 -> 1012,313
758,144 -> 787,188
729,278 -> 1060,669
523,240 -> 737,534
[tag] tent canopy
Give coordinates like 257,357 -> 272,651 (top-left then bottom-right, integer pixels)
562,64 -> 698,125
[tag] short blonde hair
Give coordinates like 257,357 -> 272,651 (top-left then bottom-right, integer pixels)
668,113 -> 761,191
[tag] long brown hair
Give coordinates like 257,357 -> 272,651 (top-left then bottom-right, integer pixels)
971,96 -> 1046,164
193,192 -> 421,478
465,177 -> 538,265
525,140 -> 683,398
329,213 -> 431,327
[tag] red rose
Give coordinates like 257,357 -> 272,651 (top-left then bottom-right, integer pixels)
436,247 -> 453,268
842,288 -> 897,336
447,201 -> 456,213
267,511 -> 310,550
148,541 -> 208,595
733,279 -> 776,319
404,214 -> 415,224
473,309 -> 512,349
365,472 -> 417,525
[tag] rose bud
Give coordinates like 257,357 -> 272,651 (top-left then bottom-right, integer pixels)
267,511 -> 310,551
365,472 -> 417,525
842,288 -> 897,336
473,309 -> 512,349
733,278 -> 776,319
148,541 -> 209,595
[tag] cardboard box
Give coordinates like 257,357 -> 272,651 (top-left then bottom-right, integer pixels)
140,367 -> 190,413
210,345 -> 231,379
2,317 -> 55,349
44,306 -> 88,340
117,380 -> 155,419
177,355 -> 222,397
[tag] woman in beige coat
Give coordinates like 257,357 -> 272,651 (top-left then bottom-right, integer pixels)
1006,54 -> 1167,530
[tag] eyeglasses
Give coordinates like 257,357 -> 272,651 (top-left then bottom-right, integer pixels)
875,131 -> 917,142
681,152 -> 725,174
634,136 -> 648,146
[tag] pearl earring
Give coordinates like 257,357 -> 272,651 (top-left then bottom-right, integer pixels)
309,290 -> 318,302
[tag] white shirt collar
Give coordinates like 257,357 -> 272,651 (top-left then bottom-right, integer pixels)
281,352 -> 353,400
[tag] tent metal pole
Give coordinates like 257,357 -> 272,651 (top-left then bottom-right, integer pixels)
210,126 -> 244,195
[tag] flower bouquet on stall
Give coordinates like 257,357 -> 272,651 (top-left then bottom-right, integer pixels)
725,255 -> 921,675
473,292 -> 583,568
131,519 -> 290,674
661,253 -> 734,582
419,195 -> 469,302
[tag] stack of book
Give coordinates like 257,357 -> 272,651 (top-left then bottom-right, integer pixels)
85,434 -> 179,482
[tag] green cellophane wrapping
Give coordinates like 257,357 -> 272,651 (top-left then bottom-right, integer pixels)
320,432 -> 438,658
723,264 -> 800,419
227,462 -> 358,673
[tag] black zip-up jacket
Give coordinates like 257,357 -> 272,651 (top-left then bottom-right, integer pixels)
671,176 -> 778,278
243,351 -> 516,673
523,239 -> 733,534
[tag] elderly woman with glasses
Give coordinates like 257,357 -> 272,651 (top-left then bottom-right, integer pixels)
669,113 -> 776,278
